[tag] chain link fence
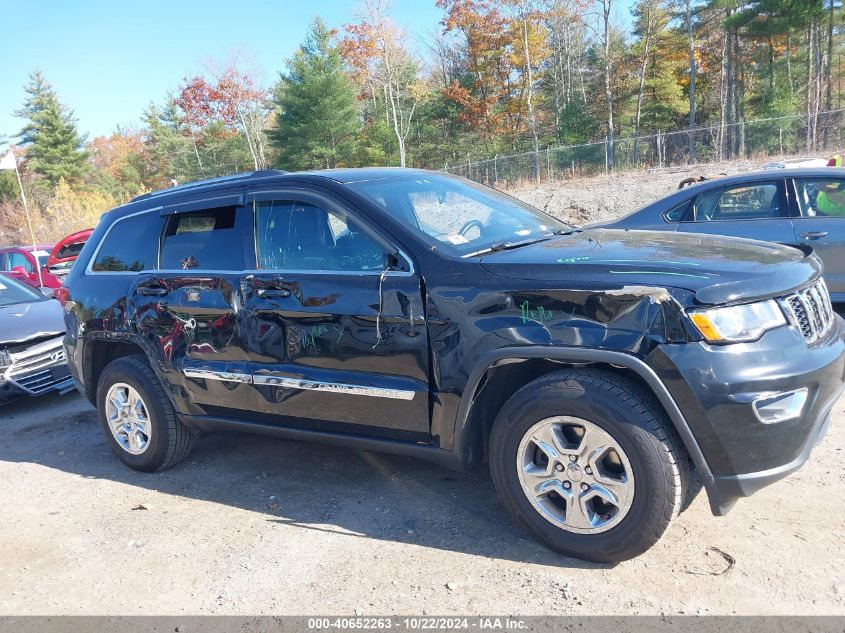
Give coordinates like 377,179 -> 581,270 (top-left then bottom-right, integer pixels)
443,109 -> 845,187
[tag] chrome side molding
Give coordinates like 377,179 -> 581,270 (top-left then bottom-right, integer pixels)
183,368 -> 252,384
184,368 -> 415,400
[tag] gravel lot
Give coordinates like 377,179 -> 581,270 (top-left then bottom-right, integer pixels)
0,383 -> 843,615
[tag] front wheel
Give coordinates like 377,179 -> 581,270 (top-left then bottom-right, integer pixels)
489,369 -> 688,563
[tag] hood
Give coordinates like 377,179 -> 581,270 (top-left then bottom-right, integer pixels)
0,299 -> 65,346
479,228 -> 821,306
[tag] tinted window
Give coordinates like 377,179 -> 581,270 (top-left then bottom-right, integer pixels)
692,182 -> 783,222
93,213 -> 160,272
664,200 -> 692,222
5,251 -> 33,272
256,200 -> 388,272
55,241 -> 85,261
794,177 -> 845,218
160,206 -> 243,271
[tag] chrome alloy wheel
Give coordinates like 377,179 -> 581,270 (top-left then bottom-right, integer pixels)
516,416 -> 635,534
105,382 -> 152,455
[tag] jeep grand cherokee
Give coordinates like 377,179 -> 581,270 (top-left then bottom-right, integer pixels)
61,168 -> 845,562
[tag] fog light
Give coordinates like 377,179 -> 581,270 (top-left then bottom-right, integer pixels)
753,388 -> 809,424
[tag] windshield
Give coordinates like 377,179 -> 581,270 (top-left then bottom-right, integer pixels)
348,174 -> 573,255
0,275 -> 45,307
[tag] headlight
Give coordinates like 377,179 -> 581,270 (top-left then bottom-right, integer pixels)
689,299 -> 786,343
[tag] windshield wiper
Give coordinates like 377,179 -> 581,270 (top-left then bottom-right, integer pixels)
551,227 -> 583,236
463,237 -> 550,258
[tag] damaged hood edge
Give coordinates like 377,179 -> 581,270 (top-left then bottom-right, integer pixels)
0,300 -> 66,347
479,228 -> 822,306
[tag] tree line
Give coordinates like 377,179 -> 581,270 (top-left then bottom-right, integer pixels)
1,0 -> 842,243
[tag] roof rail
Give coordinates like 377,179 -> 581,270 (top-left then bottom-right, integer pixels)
131,169 -> 288,202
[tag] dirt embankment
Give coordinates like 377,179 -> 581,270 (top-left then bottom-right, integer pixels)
507,158 -> 768,225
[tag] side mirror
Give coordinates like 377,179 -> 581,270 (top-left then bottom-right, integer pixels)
11,266 -> 28,276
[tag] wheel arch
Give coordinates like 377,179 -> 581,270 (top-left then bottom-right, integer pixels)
451,347 -> 717,504
81,334 -> 158,405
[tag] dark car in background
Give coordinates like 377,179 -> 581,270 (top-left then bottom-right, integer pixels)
0,244 -> 61,291
595,168 -> 845,302
0,275 -> 73,403
62,168 -> 844,562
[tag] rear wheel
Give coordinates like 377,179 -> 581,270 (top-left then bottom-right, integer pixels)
489,368 -> 688,563
96,355 -> 194,471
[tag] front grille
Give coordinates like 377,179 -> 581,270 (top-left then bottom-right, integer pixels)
3,336 -> 72,395
780,279 -> 835,343
14,366 -> 71,394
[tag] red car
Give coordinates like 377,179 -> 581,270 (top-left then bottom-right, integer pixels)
0,245 -> 60,290
46,228 -> 93,281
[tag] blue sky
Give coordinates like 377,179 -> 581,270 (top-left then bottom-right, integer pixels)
0,0 -> 633,142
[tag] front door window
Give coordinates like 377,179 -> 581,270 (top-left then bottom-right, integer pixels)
691,182 -> 785,222
255,200 -> 388,272
6,251 -> 34,273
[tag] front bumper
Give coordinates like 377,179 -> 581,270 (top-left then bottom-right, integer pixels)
648,315 -> 845,515
0,336 -> 75,403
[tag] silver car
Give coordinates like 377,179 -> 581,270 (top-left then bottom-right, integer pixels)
596,167 -> 845,302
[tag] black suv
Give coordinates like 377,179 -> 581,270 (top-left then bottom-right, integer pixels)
62,168 -> 844,562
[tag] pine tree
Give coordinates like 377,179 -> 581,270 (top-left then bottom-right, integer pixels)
15,70 -> 89,188
269,18 -> 360,170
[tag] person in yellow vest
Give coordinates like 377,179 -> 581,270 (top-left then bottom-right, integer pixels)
815,154 -> 845,216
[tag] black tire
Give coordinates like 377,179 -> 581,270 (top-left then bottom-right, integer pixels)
489,368 -> 688,563
96,355 -> 194,472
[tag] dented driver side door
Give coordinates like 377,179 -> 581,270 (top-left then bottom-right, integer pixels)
239,188 -> 431,442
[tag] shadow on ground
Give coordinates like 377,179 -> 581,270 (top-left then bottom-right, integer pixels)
0,391 -> 607,569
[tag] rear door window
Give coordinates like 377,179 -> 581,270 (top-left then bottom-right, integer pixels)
160,206 -> 245,271
92,212 -> 161,272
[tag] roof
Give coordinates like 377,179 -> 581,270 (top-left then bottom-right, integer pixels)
0,244 -> 52,252
295,167 -> 437,183
128,167 -> 440,205
680,166 -> 845,189
130,169 -> 289,202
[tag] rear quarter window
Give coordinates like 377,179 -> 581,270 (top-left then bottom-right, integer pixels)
92,212 -> 161,272
664,200 -> 693,222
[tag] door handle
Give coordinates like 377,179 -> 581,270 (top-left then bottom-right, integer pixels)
136,283 -> 168,297
256,287 -> 291,298
801,231 -> 829,239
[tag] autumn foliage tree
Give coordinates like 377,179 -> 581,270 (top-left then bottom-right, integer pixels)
340,0 -> 424,166
436,0 -> 550,162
